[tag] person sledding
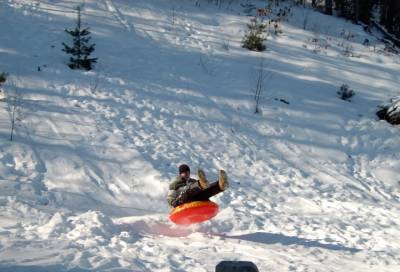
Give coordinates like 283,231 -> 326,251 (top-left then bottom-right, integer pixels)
167,164 -> 229,208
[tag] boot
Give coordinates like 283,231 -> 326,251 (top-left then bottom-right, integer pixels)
218,170 -> 229,191
197,169 -> 209,189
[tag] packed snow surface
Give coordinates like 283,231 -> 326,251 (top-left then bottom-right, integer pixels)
0,0 -> 399,271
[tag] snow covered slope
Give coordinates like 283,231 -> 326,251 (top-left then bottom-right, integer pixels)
0,0 -> 399,271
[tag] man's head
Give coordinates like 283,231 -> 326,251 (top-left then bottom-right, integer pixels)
178,164 -> 190,179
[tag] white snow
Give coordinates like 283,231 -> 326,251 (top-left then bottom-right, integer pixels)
0,0 -> 400,271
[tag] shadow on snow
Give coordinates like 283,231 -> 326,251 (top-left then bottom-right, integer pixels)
228,231 -> 362,253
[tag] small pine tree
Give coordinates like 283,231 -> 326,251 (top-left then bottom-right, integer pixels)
62,6 -> 97,70
242,18 -> 266,52
337,84 -> 355,101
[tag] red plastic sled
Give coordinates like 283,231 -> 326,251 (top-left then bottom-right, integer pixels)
169,201 -> 219,225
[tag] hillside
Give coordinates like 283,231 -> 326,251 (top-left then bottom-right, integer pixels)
0,0 -> 399,271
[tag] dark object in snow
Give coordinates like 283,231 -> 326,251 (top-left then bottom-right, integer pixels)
0,72 -> 7,85
0,72 -> 7,102
274,98 -> 290,104
337,84 -> 355,101
377,97 -> 400,125
62,6 -> 97,71
280,98 -> 290,104
216,261 -> 259,272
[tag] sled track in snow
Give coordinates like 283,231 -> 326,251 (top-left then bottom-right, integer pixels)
104,0 -> 135,33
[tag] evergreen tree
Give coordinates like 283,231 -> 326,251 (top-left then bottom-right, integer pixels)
62,6 -> 97,70
242,18 -> 266,52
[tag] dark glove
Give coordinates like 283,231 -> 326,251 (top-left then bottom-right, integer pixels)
172,196 -> 185,207
173,189 -> 190,207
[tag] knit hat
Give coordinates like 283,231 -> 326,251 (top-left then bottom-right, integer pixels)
178,164 -> 190,174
